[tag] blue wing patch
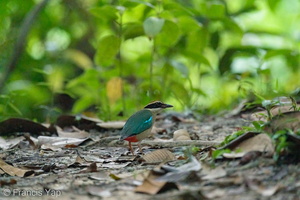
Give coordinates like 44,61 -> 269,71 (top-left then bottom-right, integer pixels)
144,116 -> 152,124
120,110 -> 153,139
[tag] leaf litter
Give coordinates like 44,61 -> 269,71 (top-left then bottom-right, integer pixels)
0,105 -> 300,199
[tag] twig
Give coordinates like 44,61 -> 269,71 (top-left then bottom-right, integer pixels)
85,136 -> 221,148
0,0 -> 49,90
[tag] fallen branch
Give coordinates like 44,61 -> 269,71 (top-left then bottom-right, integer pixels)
86,136 -> 221,148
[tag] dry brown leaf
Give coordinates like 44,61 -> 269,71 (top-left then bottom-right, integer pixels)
250,105 -> 300,122
142,149 -> 175,163
81,162 -> 98,173
239,151 -> 263,165
57,126 -> 90,138
0,178 -> 17,186
265,111 -> 300,133
0,118 -> 51,137
233,133 -> 274,154
56,115 -> 103,131
0,158 -> 34,177
222,133 -> 274,158
135,171 -> 178,194
173,129 -> 191,141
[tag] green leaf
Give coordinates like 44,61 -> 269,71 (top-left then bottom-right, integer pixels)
123,23 -> 144,40
187,28 -> 208,53
170,60 -> 189,78
156,20 -> 180,47
123,0 -> 155,8
212,149 -> 231,159
183,51 -> 211,67
171,81 -> 189,104
95,35 -> 120,66
143,17 -> 165,37
89,5 -> 118,21
178,16 -> 200,34
206,3 -> 225,19
72,96 -> 94,113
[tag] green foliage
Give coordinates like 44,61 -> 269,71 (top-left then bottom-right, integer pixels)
271,129 -> 300,162
219,126 -> 255,147
212,148 -> 231,159
1,0 -> 300,121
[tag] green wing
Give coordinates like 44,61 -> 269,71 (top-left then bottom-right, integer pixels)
120,110 -> 153,139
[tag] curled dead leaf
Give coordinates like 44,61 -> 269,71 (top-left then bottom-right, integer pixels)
141,149 -> 175,163
135,170 -> 178,194
0,118 -> 52,137
0,158 -> 34,177
173,129 -> 191,141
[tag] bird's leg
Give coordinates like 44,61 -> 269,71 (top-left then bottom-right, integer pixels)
128,142 -> 135,155
138,142 -> 143,154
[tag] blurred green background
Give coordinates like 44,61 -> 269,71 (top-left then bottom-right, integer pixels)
0,0 -> 299,121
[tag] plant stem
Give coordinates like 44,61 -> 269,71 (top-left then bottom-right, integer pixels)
149,37 -> 156,99
118,12 -> 126,115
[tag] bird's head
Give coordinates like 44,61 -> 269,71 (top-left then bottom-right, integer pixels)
144,101 -> 173,114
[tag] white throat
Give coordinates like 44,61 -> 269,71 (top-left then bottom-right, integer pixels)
146,108 -> 163,114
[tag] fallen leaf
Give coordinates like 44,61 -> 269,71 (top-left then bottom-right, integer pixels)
0,136 -> 24,150
156,156 -> 201,182
89,171 -> 109,181
23,133 -> 37,149
233,134 -> 274,154
141,149 -> 175,164
109,173 -> 121,180
57,126 -> 90,138
0,118 -> 52,137
220,132 -> 259,150
239,151 -> 262,165
0,158 -> 34,177
135,170 -> 178,194
81,162 -> 98,173
265,111 -> 300,133
173,129 -> 191,141
38,136 -> 88,149
56,115 -> 103,131
220,133 -> 274,158
0,178 -> 17,186
222,152 -> 245,159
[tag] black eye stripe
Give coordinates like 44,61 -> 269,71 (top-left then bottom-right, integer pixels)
144,101 -> 163,108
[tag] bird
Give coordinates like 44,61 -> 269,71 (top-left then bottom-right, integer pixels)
120,101 -> 173,155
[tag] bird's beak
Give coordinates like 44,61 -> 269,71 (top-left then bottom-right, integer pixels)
163,103 -> 173,108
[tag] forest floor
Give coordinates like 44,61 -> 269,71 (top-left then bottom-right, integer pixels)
0,109 -> 300,200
